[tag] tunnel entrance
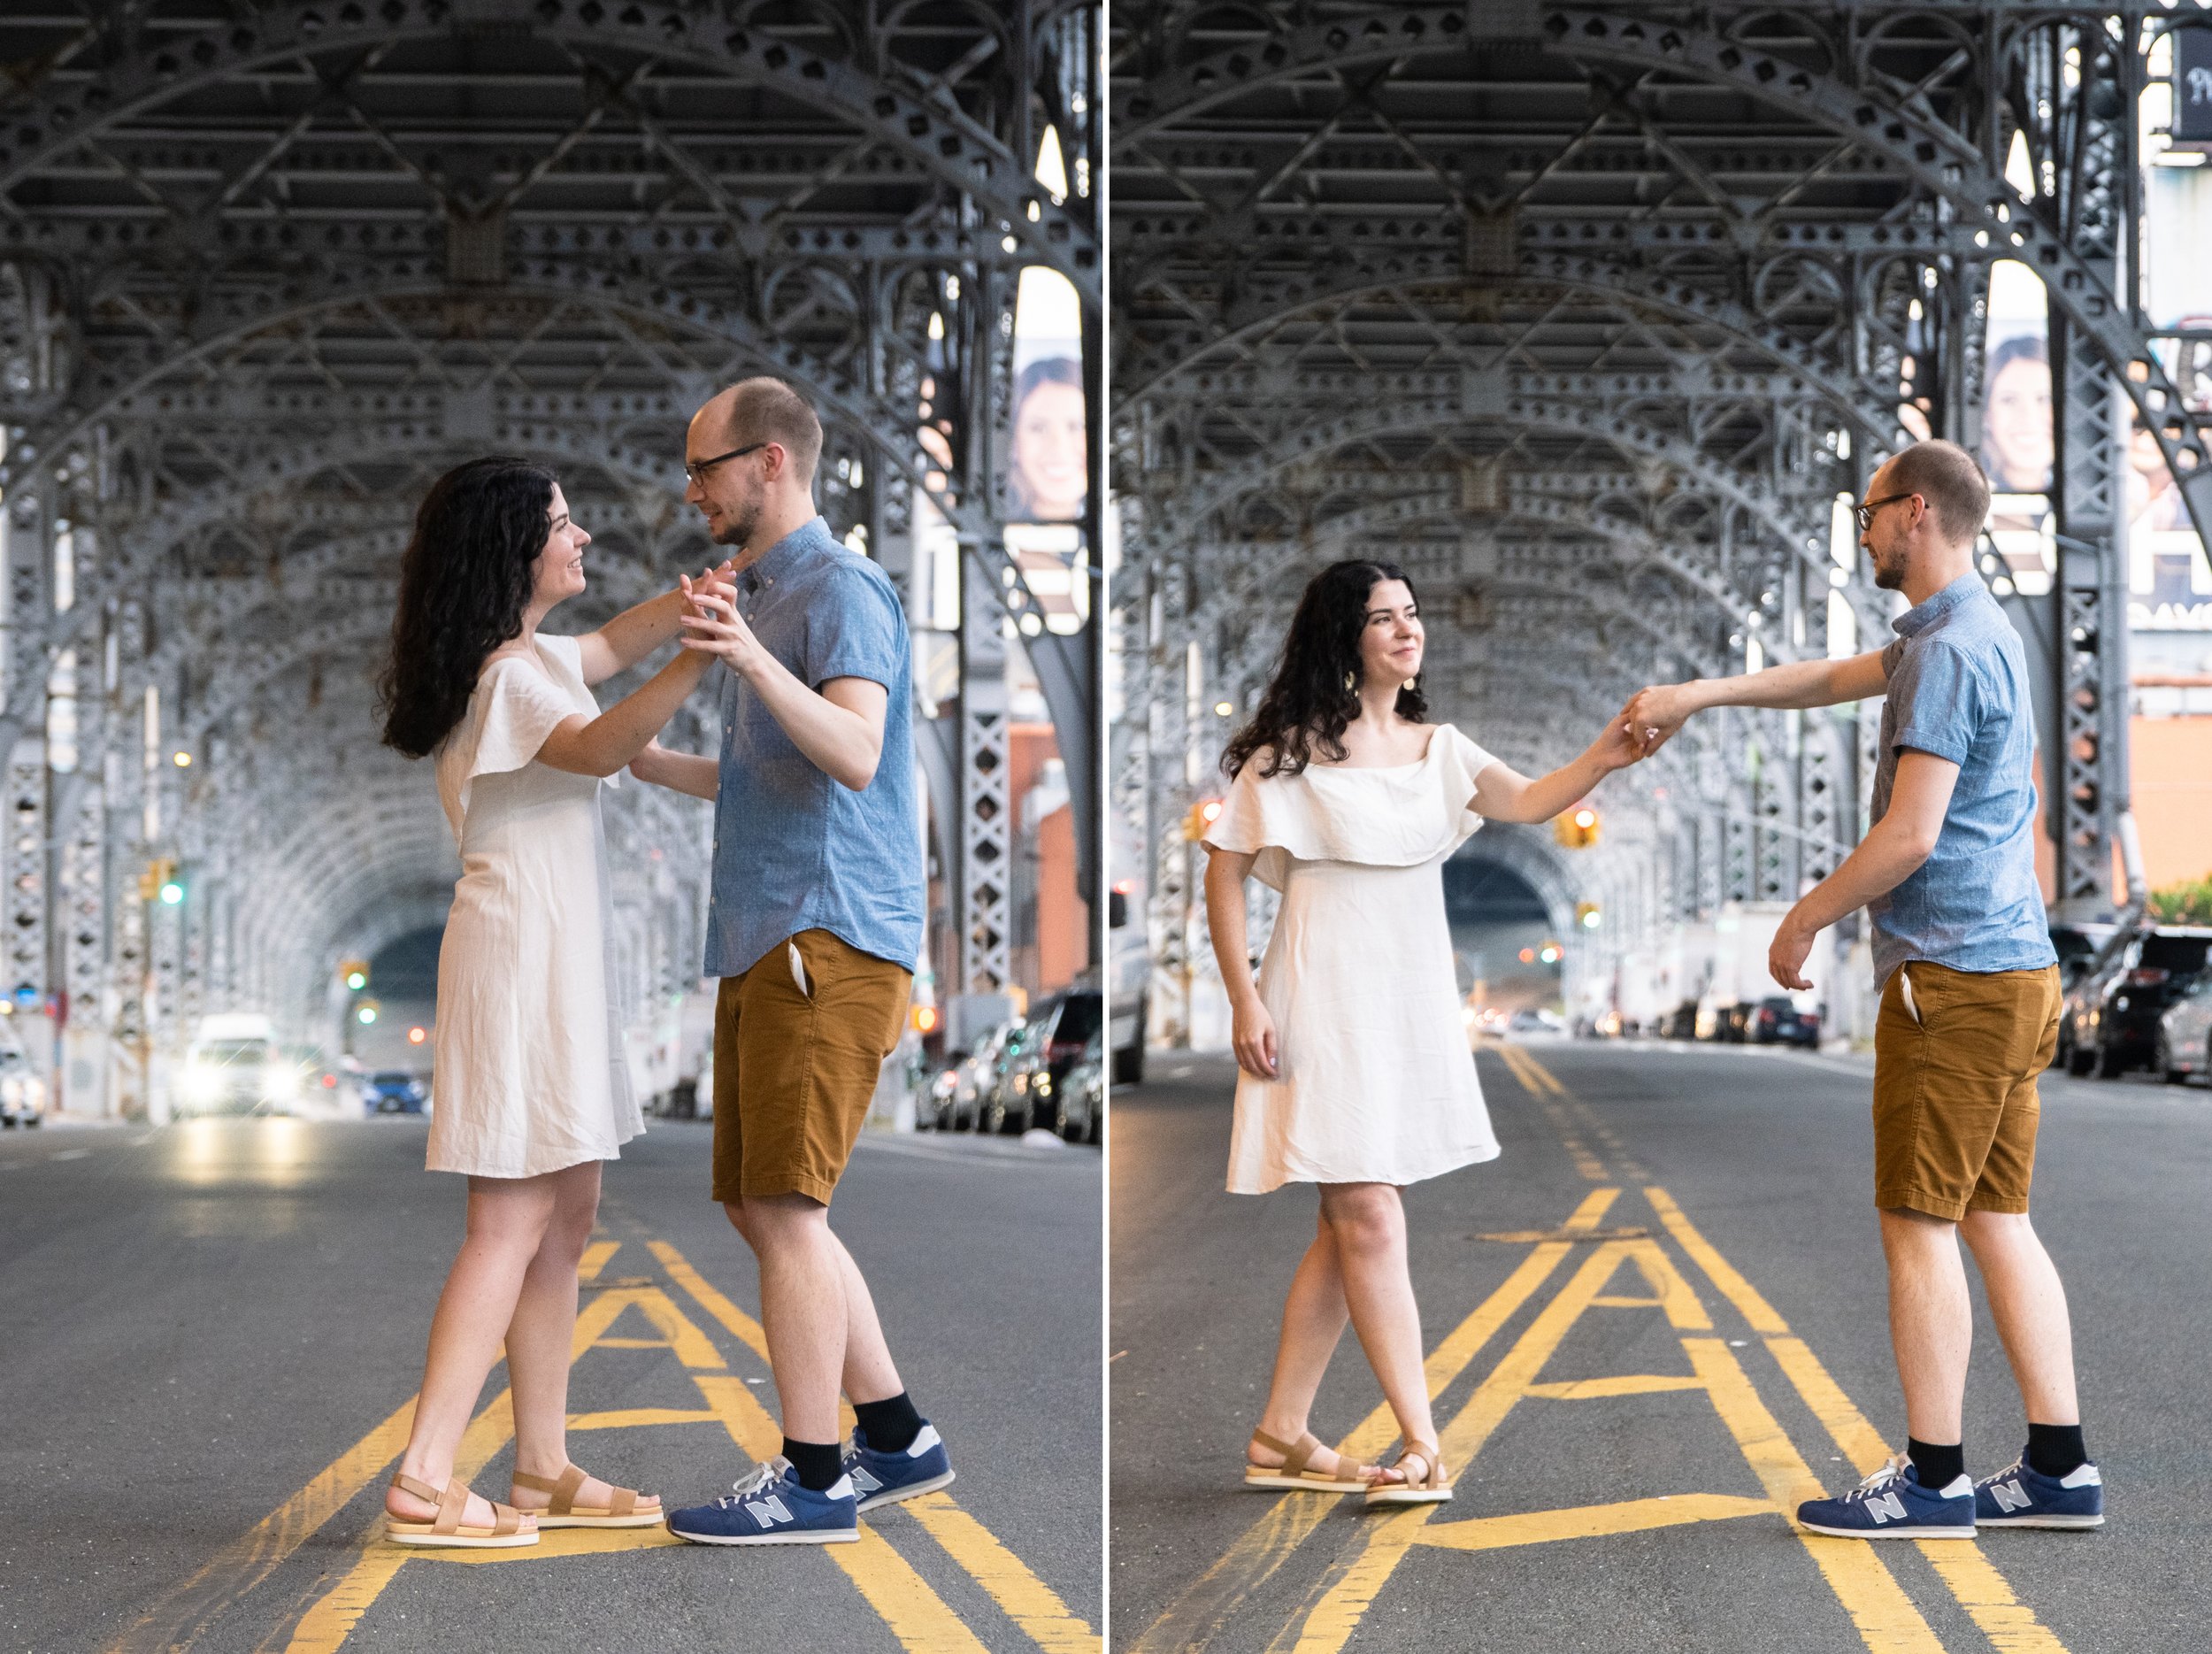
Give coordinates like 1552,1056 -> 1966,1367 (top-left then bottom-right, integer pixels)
1443,856 -> 1561,1014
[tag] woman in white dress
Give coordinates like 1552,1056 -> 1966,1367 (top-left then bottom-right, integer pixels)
373,457 -> 718,1547
1202,559 -> 1642,1504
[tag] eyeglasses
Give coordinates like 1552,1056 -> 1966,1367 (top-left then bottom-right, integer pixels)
684,442 -> 767,485
1854,491 -> 1919,533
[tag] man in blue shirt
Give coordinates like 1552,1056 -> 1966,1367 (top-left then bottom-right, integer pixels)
629,378 -> 950,1546
1627,439 -> 2101,1539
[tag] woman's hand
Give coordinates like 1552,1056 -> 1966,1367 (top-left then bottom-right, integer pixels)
1232,995 -> 1279,1081
1590,700 -> 1647,772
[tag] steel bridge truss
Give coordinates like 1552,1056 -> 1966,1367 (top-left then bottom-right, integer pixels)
0,1 -> 1101,1106
1111,1 -> 2204,1035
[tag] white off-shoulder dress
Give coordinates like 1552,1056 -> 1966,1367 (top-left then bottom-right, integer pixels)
1202,724 -> 1502,1194
426,633 -> 641,1179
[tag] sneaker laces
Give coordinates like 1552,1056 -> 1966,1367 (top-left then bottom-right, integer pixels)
1838,1453 -> 1911,1504
715,1457 -> 790,1508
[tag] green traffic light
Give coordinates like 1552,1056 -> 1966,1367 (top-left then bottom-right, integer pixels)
159,881 -> 184,905
357,1005 -> 378,1026
346,971 -> 366,990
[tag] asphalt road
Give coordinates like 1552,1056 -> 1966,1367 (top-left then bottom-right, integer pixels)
0,1115 -> 1101,1654
1110,1040 -> 2212,1654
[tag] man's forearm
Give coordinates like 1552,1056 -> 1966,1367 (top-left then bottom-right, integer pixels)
734,657 -> 883,789
1682,658 -> 1850,712
1789,819 -> 1932,935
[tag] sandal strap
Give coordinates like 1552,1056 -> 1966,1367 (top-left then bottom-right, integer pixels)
390,1472 -> 440,1504
434,1477 -> 472,1535
509,1468 -> 562,1495
607,1484 -> 637,1517
1248,1428 -> 1296,1458
490,1498 -> 522,1537
1279,1435 -> 1320,1479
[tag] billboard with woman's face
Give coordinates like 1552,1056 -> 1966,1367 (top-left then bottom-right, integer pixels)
1007,354 -> 1087,524
1982,261 -> 2053,498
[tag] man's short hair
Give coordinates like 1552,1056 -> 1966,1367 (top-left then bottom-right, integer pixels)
723,377 -> 823,487
1888,438 -> 1991,544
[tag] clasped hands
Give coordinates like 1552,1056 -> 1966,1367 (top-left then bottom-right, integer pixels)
674,560 -> 766,677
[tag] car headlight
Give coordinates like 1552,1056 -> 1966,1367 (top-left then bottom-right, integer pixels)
0,1076 -> 19,1105
184,1065 -> 223,1104
265,1065 -> 301,1101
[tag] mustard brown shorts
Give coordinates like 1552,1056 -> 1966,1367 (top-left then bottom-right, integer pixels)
1870,960 -> 2062,1221
711,928 -> 911,1207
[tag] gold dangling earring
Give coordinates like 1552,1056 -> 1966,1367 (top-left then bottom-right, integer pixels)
1402,677 -> 1417,693
1345,671 -> 1357,692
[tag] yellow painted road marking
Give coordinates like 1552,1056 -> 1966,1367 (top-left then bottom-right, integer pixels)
287,1390 -> 519,1653
903,1493 -> 1100,1654
1685,1336 -> 1946,1653
674,1245 -> 1091,1652
1286,1239 -> 1952,1654
1415,1493 -> 1775,1550
567,1406 -> 720,1430
1644,1186 -> 1790,1334
102,1398 -> 419,1654
1655,1189 -> 2074,1654
1129,1189 -> 1615,1654
832,1528 -> 995,1654
1524,1374 -> 1708,1400
419,1525 -> 689,1563
579,1239 -> 621,1281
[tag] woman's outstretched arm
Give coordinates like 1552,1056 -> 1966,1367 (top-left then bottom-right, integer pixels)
628,740 -> 718,800
575,559 -> 735,685
532,649 -> 709,779
1467,703 -> 1641,825
1204,846 -> 1279,1080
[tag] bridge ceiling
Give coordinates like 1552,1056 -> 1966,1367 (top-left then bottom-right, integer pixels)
1107,0 -> 1994,755
0,0 -> 1094,1005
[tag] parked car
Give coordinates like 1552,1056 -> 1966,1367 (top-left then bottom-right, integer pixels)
1055,1032 -> 1103,1144
2154,974 -> 2212,1086
361,1070 -> 427,1115
0,1025 -> 45,1127
941,1024 -> 1015,1132
1018,993 -> 1104,1138
983,1010 -> 1055,1135
1660,1000 -> 1701,1042
1703,1003 -> 1754,1043
1748,996 -> 1820,1048
2061,926 -> 2212,1078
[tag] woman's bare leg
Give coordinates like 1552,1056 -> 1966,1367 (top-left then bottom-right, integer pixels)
505,1162 -> 641,1512
1252,1210 -> 1363,1473
387,1173 -> 560,1527
1320,1182 -> 1436,1472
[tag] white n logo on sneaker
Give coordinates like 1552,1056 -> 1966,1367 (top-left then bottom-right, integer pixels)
1865,1492 -> 1909,1524
850,1466 -> 883,1494
1990,1480 -> 2032,1513
745,1495 -> 795,1526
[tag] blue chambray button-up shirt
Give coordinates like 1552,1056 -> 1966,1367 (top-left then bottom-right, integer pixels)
703,516 -> 923,979
1867,572 -> 2057,988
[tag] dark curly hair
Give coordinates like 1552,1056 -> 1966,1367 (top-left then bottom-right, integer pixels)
379,456 -> 558,758
1222,558 -> 1430,780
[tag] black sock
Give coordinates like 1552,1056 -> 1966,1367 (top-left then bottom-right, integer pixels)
2025,1422 -> 2088,1479
782,1437 -> 843,1493
854,1392 -> 925,1455
1907,1438 -> 1965,1489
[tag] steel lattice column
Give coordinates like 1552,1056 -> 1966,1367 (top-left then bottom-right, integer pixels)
958,548 -> 1010,996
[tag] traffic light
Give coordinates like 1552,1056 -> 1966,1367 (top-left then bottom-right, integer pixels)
137,856 -> 179,903
356,999 -> 380,1027
339,958 -> 370,992
1182,797 -> 1225,841
1553,803 -> 1601,849
1576,901 -> 1602,931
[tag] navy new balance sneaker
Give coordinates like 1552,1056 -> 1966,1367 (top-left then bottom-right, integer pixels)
844,1421 -> 956,1514
1796,1453 -> 1976,1540
1975,1454 -> 2105,1529
665,1458 -> 859,1546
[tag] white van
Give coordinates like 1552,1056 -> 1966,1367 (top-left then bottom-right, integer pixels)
178,1013 -> 301,1116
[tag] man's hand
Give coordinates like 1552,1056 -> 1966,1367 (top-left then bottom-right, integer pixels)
1769,913 -> 1816,990
679,573 -> 768,678
1623,682 -> 1694,758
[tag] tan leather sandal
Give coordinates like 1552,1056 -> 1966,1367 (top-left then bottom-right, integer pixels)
1244,1429 -> 1379,1493
385,1473 -> 540,1548
511,1464 -> 664,1528
1363,1441 -> 1454,1506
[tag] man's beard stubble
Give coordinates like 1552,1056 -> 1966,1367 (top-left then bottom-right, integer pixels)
710,498 -> 758,549
1870,541 -> 1906,591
